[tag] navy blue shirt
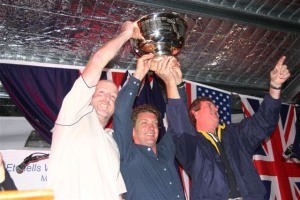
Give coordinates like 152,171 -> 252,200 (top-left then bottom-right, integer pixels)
166,94 -> 281,200
113,76 -> 185,200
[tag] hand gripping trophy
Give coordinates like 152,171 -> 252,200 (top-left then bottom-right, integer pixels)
131,12 -> 187,69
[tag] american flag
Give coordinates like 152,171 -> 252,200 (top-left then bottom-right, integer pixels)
185,80 -> 232,125
240,94 -> 300,200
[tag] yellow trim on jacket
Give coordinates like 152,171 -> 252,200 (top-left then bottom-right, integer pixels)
198,123 -> 226,154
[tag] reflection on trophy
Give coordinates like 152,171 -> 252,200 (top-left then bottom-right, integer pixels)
131,12 -> 187,69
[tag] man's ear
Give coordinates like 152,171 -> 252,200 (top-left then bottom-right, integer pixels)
191,110 -> 197,117
132,128 -> 137,142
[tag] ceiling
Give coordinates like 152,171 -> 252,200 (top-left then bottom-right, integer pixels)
0,0 -> 299,112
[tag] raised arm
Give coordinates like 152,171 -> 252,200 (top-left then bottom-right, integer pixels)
82,21 -> 139,86
154,57 -> 194,134
154,58 -> 198,168
234,56 -> 291,153
153,56 -> 181,99
113,53 -> 154,158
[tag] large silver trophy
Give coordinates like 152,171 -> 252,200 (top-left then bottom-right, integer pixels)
131,12 -> 187,65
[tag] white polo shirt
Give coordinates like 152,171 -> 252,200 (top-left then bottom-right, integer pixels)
48,76 -> 126,200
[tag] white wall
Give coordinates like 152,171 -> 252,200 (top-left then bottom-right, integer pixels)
0,117 -> 33,149
0,114 -> 245,150
0,118 -> 50,189
231,113 -> 244,123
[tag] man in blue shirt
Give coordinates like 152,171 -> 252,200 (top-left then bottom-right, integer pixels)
155,56 -> 291,199
113,54 -> 186,200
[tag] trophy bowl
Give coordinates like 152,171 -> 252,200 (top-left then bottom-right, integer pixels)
131,12 -> 187,57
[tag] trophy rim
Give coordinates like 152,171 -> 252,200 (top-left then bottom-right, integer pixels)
136,12 -> 187,27
132,12 -> 188,57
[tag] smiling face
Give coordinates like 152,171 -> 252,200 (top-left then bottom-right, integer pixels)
91,80 -> 118,127
133,111 -> 159,149
131,105 -> 161,152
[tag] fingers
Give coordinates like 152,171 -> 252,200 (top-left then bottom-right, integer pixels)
272,56 -> 288,73
134,53 -> 155,80
130,20 -> 145,40
274,56 -> 286,72
120,21 -> 134,37
276,56 -> 286,68
159,56 -> 171,71
172,65 -> 183,84
133,23 -> 145,40
121,21 -> 145,40
152,56 -> 181,85
141,53 -> 155,60
279,65 -> 290,79
270,56 -> 291,85
276,56 -> 290,77
155,56 -> 173,73
143,54 -> 155,71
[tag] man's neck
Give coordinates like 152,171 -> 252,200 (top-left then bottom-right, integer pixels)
196,119 -> 218,134
197,125 -> 216,135
152,146 -> 157,154
98,117 -> 108,128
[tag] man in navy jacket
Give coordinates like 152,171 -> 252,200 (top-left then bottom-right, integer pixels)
155,56 -> 291,199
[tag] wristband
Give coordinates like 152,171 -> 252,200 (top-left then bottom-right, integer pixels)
177,81 -> 185,88
270,83 -> 281,90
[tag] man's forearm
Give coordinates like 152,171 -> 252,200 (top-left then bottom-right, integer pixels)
82,26 -> 132,86
269,85 -> 281,100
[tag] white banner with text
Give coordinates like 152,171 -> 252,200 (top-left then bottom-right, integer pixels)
1,149 -> 49,190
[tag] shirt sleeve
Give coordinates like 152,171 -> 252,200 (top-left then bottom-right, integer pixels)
166,98 -> 199,169
55,76 -> 95,126
231,93 -> 281,154
166,98 -> 196,138
113,75 -> 141,160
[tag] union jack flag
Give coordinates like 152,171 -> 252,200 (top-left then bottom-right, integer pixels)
240,94 -> 300,200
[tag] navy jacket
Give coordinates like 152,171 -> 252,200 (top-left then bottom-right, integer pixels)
166,94 -> 281,200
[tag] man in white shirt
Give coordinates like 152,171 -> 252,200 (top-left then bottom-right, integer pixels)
48,21 -> 139,200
